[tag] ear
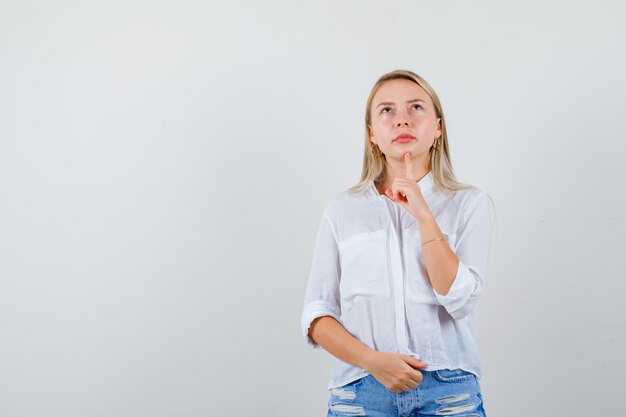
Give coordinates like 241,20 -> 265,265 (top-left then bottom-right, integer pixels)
435,118 -> 442,139
368,125 -> 376,144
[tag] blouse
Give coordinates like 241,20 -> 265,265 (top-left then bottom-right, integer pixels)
300,171 -> 494,389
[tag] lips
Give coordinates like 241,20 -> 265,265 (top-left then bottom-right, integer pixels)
394,133 -> 415,143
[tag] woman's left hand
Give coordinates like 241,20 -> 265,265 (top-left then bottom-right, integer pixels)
384,152 -> 431,221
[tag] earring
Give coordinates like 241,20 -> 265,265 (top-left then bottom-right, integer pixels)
432,138 -> 440,151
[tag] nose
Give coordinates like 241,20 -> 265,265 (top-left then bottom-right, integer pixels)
395,111 -> 410,127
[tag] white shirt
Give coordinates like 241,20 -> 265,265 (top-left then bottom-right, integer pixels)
301,171 -> 494,389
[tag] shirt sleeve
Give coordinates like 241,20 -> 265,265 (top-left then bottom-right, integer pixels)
300,212 -> 342,349
434,191 -> 494,320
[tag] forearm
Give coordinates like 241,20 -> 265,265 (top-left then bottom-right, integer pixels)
308,316 -> 376,369
417,212 -> 459,296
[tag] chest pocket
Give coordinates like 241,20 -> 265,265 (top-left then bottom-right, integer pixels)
403,228 -> 457,303
338,229 -> 391,302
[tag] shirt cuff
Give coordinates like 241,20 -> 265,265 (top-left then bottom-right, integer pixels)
301,300 -> 341,349
434,261 -> 481,320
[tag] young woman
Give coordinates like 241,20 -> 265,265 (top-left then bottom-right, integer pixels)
301,70 -> 494,416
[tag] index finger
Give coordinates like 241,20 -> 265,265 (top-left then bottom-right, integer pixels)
404,152 -> 415,180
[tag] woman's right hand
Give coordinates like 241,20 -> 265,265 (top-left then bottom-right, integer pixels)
361,351 -> 427,393
307,317 -> 427,393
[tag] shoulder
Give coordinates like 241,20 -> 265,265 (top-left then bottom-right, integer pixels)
450,187 -> 494,224
451,187 -> 487,206
321,187 -> 376,220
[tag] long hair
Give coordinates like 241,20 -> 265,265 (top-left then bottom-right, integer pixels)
348,70 -> 475,194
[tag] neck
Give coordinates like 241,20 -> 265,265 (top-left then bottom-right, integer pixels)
377,154 -> 430,193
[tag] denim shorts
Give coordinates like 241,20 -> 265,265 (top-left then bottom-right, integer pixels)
327,369 -> 486,417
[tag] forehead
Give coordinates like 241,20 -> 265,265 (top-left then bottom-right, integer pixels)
372,78 -> 431,105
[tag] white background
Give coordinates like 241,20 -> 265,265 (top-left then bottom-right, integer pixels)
1,1 -> 624,416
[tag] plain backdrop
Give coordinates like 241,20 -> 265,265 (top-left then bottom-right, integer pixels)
1,1 -> 625,416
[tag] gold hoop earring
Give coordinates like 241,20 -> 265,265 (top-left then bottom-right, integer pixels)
370,143 -> 382,157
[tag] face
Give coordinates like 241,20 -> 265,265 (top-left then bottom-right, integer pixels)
368,78 -> 442,163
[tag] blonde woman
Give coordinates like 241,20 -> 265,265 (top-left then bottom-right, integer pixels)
301,70 -> 494,417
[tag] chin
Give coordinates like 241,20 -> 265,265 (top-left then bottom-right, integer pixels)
393,149 -> 427,159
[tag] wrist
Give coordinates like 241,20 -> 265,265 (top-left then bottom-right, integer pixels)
356,348 -> 379,372
414,209 -> 434,224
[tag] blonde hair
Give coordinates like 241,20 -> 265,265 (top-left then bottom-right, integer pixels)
348,70 -> 475,195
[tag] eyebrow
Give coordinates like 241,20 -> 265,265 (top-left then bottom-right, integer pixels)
376,99 -> 426,108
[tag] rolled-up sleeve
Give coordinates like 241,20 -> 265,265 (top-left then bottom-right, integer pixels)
301,213 -> 342,348
435,192 -> 494,320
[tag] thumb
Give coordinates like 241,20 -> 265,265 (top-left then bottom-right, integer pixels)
400,354 -> 427,369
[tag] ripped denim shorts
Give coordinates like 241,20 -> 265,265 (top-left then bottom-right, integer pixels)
328,369 -> 486,417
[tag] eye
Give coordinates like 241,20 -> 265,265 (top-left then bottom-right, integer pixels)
380,107 -> 392,114
412,104 -> 423,110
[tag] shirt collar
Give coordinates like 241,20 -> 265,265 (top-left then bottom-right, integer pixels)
417,170 -> 434,194
369,171 -> 434,197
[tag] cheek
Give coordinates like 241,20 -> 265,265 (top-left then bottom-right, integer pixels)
415,118 -> 438,135
371,122 -> 390,138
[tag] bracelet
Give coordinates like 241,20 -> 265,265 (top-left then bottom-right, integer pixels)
421,236 -> 446,247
